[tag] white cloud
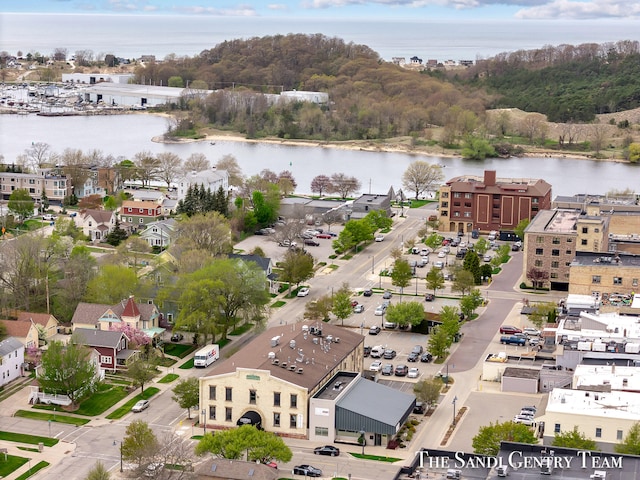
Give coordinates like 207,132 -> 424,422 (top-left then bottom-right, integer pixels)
516,0 -> 640,18
175,5 -> 259,15
305,0 -> 546,9
267,3 -> 289,10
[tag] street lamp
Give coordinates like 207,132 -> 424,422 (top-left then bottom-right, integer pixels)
113,440 -> 123,472
201,409 -> 206,435
452,396 -> 458,426
359,429 -> 366,455
370,255 -> 375,274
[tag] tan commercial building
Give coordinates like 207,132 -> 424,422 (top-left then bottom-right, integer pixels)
568,252 -> 640,299
0,168 -> 68,203
439,170 -> 551,234
199,322 -> 365,439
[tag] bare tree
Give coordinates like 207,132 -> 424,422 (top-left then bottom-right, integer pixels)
156,152 -> 182,188
310,175 -> 332,197
215,154 -> 243,188
519,113 -> 548,145
184,153 -> 209,173
401,161 -> 444,200
273,219 -> 305,247
590,123 -> 608,155
61,148 -> 91,195
328,173 -> 361,199
74,49 -> 94,66
23,142 -> 57,172
52,47 -> 67,62
134,151 -> 161,187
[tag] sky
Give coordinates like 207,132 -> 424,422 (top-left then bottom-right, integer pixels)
3,0 -> 640,20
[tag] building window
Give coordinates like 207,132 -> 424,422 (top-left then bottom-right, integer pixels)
551,261 -> 559,268
441,201 -> 448,208
454,211 -> 460,217
592,276 -> 601,284
552,237 -> 560,244
249,389 -> 257,404
535,260 -> 543,267
441,210 -> 448,217
290,394 -> 298,408
595,228 -> 600,233
595,427 -> 602,438
581,239 -> 588,246
273,413 -> 281,427
453,192 -> 461,198
617,430 -> 623,440
535,248 -> 543,255
464,202 -> 471,208
582,227 -> 588,234
566,249 -> 573,255
614,277 -> 623,285
274,392 -> 281,407
225,407 -> 232,422
442,192 -> 449,198
552,249 -> 560,256
315,427 -> 329,437
209,405 -> 216,420
209,386 -> 216,400
100,355 -> 111,364
464,193 -> 472,199
463,212 -> 471,217
567,238 -> 573,243
554,423 -> 561,433
536,236 -> 544,243
633,279 -> 639,287
550,272 -> 558,279
290,414 -> 297,428
225,387 -> 232,401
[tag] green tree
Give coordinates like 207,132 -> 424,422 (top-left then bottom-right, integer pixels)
85,461 -> 110,480
364,209 -> 392,231
425,267 -> 445,295
338,218 -> 374,252
279,249 -> 315,289
461,136 -> 496,160
552,426 -> 599,451
472,421 -> 538,456
105,220 -> 128,246
463,250 -> 481,284
38,338 -> 98,407
331,283 -> 353,326
628,143 -> 640,163
452,270 -> 475,296
117,236 -> 152,272
174,212 -> 233,257
390,258 -> 413,296
195,425 -> 292,464
428,326 -> 450,359
122,420 -> 159,467
439,305 -> 461,341
304,295 -> 333,322
474,238 -> 489,255
172,377 -> 199,419
424,233 -> 443,250
385,301 -> 425,329
615,423 -> 640,455
413,378 -> 442,409
514,218 -> 530,242
8,188 -> 34,222
85,264 -> 139,304
127,358 -> 157,394
460,289 -> 484,320
168,75 -> 184,87
528,302 -> 558,330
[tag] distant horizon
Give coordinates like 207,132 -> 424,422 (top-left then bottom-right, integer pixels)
2,0 -> 640,21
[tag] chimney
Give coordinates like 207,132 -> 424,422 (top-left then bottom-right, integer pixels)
484,170 -> 496,186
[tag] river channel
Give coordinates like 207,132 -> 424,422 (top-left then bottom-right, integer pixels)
0,113 -> 636,197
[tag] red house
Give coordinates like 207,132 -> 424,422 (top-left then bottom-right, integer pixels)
73,328 -> 136,372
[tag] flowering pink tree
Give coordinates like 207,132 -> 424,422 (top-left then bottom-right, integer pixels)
109,322 -> 152,348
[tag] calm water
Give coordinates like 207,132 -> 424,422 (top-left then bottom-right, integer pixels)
1,13 -> 639,62
0,113 -> 636,197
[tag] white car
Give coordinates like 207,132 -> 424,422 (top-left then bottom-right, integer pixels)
375,235 -> 384,242
370,361 -> 383,372
374,306 -> 385,316
513,415 -> 535,426
132,400 -> 150,412
408,367 -> 420,378
438,251 -> 446,258
297,287 -> 310,297
434,261 -> 444,269
523,327 -> 541,337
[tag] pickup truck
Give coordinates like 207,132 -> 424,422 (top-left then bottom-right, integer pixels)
500,335 -> 526,346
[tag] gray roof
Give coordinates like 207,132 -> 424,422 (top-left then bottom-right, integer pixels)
228,254 -> 271,273
0,337 -> 23,356
74,328 -> 127,348
336,376 -> 414,433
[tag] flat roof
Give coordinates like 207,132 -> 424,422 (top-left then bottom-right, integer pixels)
571,251 -> 640,267
574,364 -> 640,391
502,367 -> 541,379
525,209 -> 579,234
314,372 -> 359,401
546,387 -> 640,420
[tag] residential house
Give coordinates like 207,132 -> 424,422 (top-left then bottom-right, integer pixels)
79,209 -> 117,241
119,200 -> 162,231
74,167 -> 106,199
71,296 -> 164,343
176,169 -> 229,204
0,320 -> 40,349
140,218 -> 177,249
72,328 -> 134,372
16,311 -> 60,342
228,254 -> 275,293
0,168 -> 68,204
0,337 -> 25,387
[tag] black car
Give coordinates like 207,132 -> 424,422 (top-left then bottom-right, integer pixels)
407,352 -> 420,362
293,465 -> 322,477
304,239 -> 320,246
314,445 -> 340,456
413,402 -> 425,414
170,333 -> 184,342
363,289 -> 373,297
381,363 -> 394,376
420,352 -> 433,363
383,349 -> 397,359
424,293 -> 435,302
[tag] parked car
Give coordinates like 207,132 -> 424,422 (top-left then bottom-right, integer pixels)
420,352 -> 433,363
369,325 -> 381,335
363,288 -> 373,297
381,363 -> 394,375
369,360 -> 383,372
411,345 -> 424,355
143,462 -> 164,477
407,352 -> 420,362
383,349 -> 397,359
383,290 -> 392,299
499,325 -> 523,335
297,287 -> 310,297
375,235 -> 385,242
424,293 -> 435,302
304,239 -> 320,246
442,246 -> 450,253
408,367 -> 420,378
354,304 -> 364,313
132,400 -> 150,412
394,364 -> 409,376
383,321 -> 397,329
513,415 -> 535,426
413,401 -> 425,414
500,335 -> 526,346
521,405 -> 537,415
438,251 -> 446,258
434,261 -> 445,269
511,243 -> 520,251
42,214 -> 56,221
363,346 -> 372,357
483,254 -> 492,262
316,233 -> 332,239
293,465 -> 322,477
314,445 -> 340,456
170,333 -> 184,342
374,306 -> 385,316
523,327 -> 541,337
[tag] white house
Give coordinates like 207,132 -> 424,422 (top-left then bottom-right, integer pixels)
140,219 -> 177,249
176,169 -> 229,203
79,209 -> 117,241
0,337 -> 25,387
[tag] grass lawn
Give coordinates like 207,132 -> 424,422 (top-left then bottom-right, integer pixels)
105,387 -> 160,420
0,431 -> 58,447
73,384 -> 130,416
158,374 -> 179,384
155,357 -> 177,367
179,358 -> 194,369
271,300 -> 285,308
229,323 -> 253,336
349,453 -> 401,462
0,455 -> 29,477
163,343 -> 196,358
14,410 -> 90,426
15,461 -> 49,480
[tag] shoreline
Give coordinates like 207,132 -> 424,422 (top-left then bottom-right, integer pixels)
152,129 -> 626,164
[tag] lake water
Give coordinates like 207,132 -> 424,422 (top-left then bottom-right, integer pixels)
0,113 -> 635,197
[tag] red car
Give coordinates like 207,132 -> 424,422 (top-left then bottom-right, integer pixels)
499,325 -> 522,335
316,233 -> 332,239
351,300 -> 359,307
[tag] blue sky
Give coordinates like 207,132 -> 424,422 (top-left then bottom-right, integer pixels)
3,0 -> 640,20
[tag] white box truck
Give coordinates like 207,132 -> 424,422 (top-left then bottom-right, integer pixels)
194,344 -> 220,368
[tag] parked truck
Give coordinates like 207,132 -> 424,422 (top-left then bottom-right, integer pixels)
500,335 -> 526,346
194,344 -> 220,368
